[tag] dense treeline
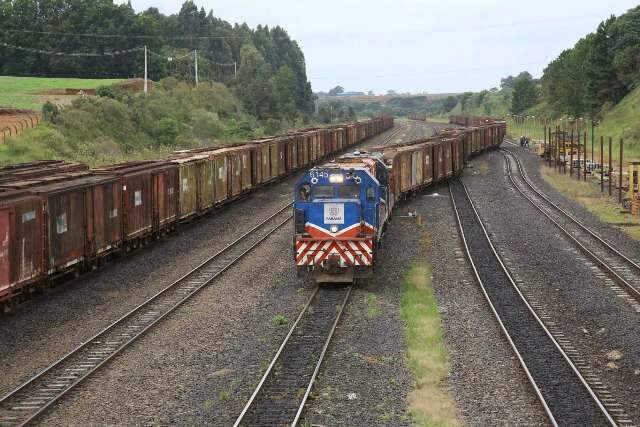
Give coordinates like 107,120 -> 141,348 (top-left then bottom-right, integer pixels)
542,6 -> 640,118
0,0 -> 315,118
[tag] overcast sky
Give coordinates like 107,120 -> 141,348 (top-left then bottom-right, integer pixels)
122,0 -> 639,94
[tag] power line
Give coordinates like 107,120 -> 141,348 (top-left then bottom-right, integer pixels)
0,41 -> 144,57
0,28 -> 294,41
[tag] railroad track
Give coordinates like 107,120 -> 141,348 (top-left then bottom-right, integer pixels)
450,179 -> 618,426
501,147 -> 640,307
234,285 -> 351,426
0,204 -> 293,427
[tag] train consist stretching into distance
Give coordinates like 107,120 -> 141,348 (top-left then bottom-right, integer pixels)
294,115 -> 506,283
0,117 -> 393,308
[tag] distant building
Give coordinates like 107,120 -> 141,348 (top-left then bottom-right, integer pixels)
335,91 -> 365,97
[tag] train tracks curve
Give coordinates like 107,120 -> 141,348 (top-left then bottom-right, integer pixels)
0,204 -> 293,426
450,178 -> 618,426
501,147 -> 640,310
234,285 -> 351,426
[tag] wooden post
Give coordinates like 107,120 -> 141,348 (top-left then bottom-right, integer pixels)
619,138 -> 624,203
544,124 -> 547,162
577,131 -> 581,178
609,137 -> 613,196
600,136 -> 604,193
584,132 -> 587,181
570,130 -> 574,177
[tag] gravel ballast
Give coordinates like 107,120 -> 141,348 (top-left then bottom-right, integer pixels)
451,179 -> 609,425
421,183 -> 548,426
464,148 -> 640,423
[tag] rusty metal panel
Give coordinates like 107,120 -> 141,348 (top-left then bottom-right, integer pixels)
251,146 -> 263,186
214,154 -> 228,203
45,188 -> 86,272
261,144 -> 271,181
87,179 -> 122,256
277,141 -> 286,176
239,148 -> 252,191
123,173 -> 152,239
199,158 -> 215,211
423,146 -> 433,184
0,207 -> 9,290
229,152 -> 242,196
445,141 -> 453,176
177,161 -> 199,219
269,142 -> 279,179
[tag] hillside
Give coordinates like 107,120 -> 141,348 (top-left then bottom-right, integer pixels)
0,79 -> 282,167
595,86 -> 640,149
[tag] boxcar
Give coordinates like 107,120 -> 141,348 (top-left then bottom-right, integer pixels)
0,190 -> 43,302
24,175 -> 122,274
95,162 -> 178,241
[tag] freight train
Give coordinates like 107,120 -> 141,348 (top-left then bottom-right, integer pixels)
293,116 -> 506,283
0,116 -> 394,308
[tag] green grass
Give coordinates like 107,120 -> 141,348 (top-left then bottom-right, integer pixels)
541,166 -> 640,241
271,314 -> 289,326
363,292 -> 381,319
402,263 -> 459,427
0,76 -> 123,110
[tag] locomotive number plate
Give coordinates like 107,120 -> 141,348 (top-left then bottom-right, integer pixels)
324,203 -> 344,224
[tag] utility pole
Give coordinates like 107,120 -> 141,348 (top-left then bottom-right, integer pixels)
194,49 -> 199,87
144,45 -> 148,94
234,61 -> 237,79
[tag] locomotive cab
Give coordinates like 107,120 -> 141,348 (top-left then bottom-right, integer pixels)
293,153 -> 389,283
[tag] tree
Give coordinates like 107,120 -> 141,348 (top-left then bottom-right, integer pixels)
443,96 -> 457,112
236,44 -> 275,119
347,106 -> 357,121
273,65 -> 297,117
387,90 -> 397,95
511,73 -> 539,114
367,90 -> 375,96
328,86 -> 344,96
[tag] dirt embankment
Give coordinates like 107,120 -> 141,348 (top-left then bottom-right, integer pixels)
0,109 -> 41,144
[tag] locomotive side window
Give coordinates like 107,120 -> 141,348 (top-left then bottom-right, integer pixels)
313,185 -> 334,199
337,185 -> 360,199
366,186 -> 375,202
298,184 -> 311,201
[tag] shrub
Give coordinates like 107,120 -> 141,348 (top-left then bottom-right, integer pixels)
42,101 -> 59,122
154,117 -> 179,146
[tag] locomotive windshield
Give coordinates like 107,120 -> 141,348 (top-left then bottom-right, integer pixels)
312,185 -> 334,198
337,185 -> 360,199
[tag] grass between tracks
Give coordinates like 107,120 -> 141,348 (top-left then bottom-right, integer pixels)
541,165 -> 640,240
402,262 -> 459,427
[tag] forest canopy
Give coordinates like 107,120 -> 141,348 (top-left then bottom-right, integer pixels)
0,0 -> 315,117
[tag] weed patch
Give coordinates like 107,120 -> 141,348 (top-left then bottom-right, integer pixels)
402,263 -> 459,426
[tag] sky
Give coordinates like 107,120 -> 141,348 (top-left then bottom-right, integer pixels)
121,0 -> 639,94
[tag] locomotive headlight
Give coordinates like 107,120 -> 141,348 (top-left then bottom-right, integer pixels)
330,225 -> 339,233
329,174 -> 344,183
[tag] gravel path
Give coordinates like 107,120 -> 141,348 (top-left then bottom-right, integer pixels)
464,149 -> 640,423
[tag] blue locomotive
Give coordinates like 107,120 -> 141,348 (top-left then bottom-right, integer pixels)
293,151 -> 391,283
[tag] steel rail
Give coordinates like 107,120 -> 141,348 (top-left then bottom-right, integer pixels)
0,203 -> 293,427
501,148 -> 640,302
234,285 -> 352,427
450,179 -> 616,427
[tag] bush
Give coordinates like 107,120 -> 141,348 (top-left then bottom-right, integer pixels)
191,109 -> 224,139
95,85 -> 125,100
263,118 -> 281,135
42,101 -> 59,122
154,117 -> 179,146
